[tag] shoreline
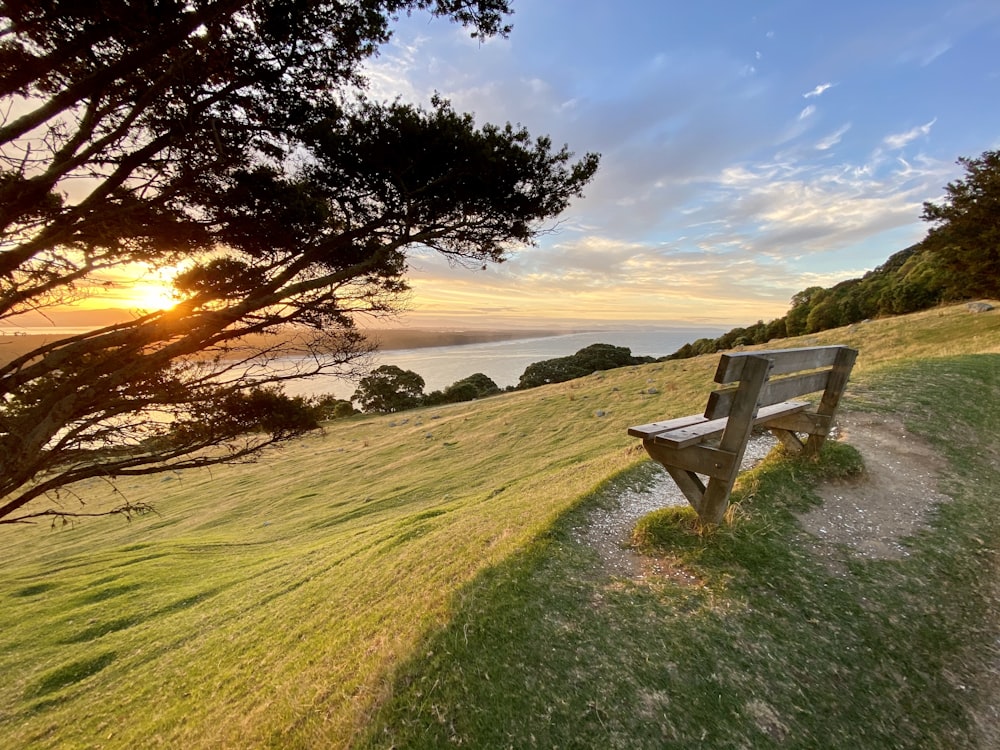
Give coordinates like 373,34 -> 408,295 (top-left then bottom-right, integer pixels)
0,328 -> 571,366
367,328 -> 570,351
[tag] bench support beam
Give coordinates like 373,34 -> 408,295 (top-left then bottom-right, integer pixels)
663,466 -> 706,516
698,354 -> 772,525
629,345 -> 857,529
768,427 -> 805,453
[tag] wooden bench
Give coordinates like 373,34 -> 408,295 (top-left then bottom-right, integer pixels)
627,345 -> 857,526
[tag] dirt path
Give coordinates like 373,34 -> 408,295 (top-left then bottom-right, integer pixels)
576,412 -> 1000,748
800,412 -> 1000,750
798,412 -> 951,566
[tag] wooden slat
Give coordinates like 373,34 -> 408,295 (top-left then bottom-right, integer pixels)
627,413 -> 707,439
714,345 -> 851,384
705,370 -> 830,418
653,400 -> 809,449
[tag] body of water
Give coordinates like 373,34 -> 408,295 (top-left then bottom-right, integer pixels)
281,326 -> 726,400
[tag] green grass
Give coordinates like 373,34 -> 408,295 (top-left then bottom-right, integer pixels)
362,353 -> 1000,748
1,300 -> 999,748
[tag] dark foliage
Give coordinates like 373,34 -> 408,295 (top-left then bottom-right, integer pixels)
0,1 -> 598,523
352,365 -> 426,413
517,343 -> 652,389
921,150 -> 1000,299
307,394 -> 357,420
424,372 -> 501,405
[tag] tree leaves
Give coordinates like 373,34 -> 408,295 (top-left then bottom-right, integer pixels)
0,1 -> 598,524
921,150 -> 1000,299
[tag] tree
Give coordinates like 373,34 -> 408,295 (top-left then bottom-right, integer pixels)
517,344 -> 648,389
426,371 -> 501,404
352,365 -> 425,413
450,372 -> 501,398
763,317 -> 786,341
805,298 -> 840,333
784,286 -> 825,336
921,150 -> 1000,299
0,1 -> 599,524
307,394 -> 357,420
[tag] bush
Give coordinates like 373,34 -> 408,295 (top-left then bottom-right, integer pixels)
352,365 -> 425,413
517,344 -> 652,389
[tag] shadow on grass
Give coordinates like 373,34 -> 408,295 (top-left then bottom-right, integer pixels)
359,356 -> 1000,750
11,582 -> 59,598
73,582 -> 143,605
25,651 -> 117,699
60,617 -> 145,644
55,584 -> 227,648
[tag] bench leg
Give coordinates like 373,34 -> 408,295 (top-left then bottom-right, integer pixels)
698,355 -> 774,525
663,466 -> 707,516
804,346 -> 857,456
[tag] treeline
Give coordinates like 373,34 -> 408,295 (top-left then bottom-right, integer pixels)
666,242 -> 934,359
335,344 -> 653,415
667,149 -> 1000,360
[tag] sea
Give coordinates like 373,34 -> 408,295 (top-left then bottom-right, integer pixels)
4,324 -> 727,400
279,326 -> 726,400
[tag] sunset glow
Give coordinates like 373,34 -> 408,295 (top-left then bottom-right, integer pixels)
9,1 -> 1000,332
99,262 -> 187,313
125,279 -> 179,312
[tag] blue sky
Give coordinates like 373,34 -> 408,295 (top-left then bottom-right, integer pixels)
362,0 -> 1000,327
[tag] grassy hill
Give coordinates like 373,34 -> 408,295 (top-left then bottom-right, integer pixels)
2,302 -> 999,748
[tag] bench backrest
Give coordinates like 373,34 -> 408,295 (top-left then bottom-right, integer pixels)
705,345 -> 857,419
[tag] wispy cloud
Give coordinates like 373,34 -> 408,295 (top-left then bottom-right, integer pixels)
803,83 -> 834,98
406,146 -> 953,325
363,36 -> 429,102
898,39 -> 952,67
920,40 -> 952,65
883,118 -> 937,149
816,123 -> 852,150
352,6 -> 980,326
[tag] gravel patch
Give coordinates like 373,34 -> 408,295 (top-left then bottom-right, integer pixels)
573,433 -> 778,580
576,413 -> 953,580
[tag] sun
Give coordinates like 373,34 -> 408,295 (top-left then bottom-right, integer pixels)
129,279 -> 179,311
101,262 -> 189,312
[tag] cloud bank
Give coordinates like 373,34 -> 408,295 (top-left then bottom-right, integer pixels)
355,2 -> 996,325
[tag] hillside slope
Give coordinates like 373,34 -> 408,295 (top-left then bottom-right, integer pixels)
1,301 -> 998,748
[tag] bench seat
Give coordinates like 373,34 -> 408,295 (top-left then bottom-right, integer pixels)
627,345 -> 857,526
650,400 -> 810,449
